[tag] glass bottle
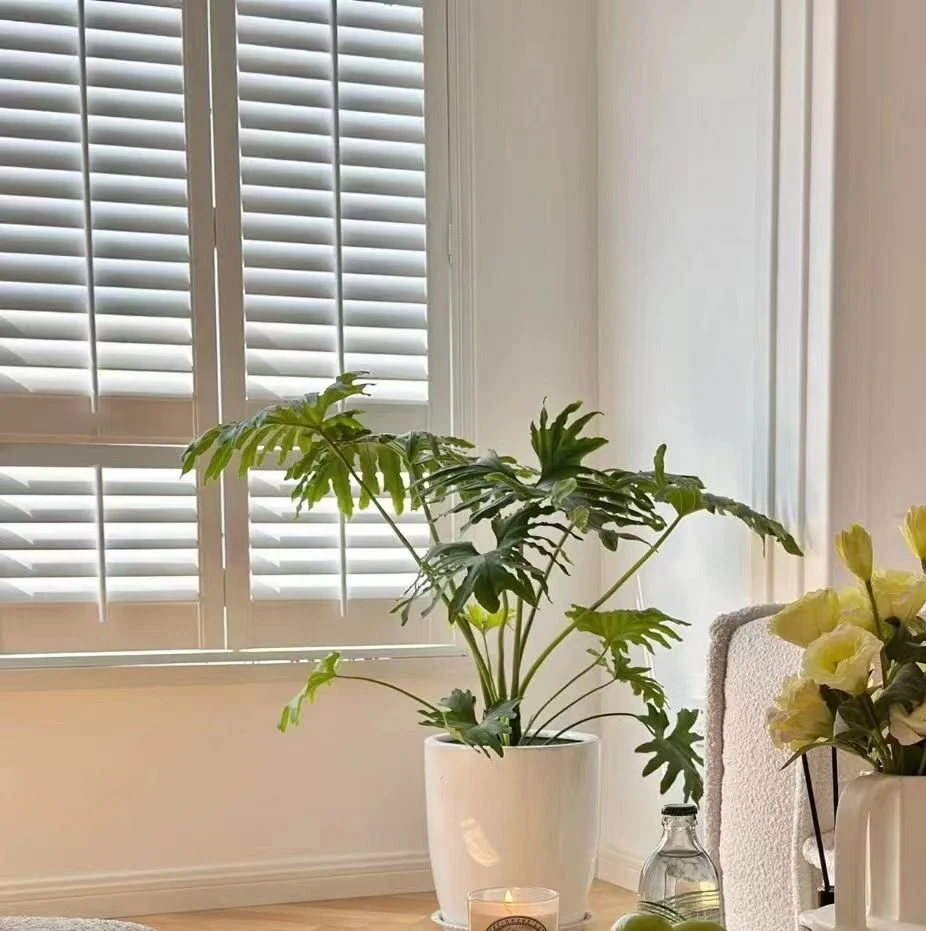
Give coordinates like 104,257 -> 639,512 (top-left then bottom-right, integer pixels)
636,803 -> 724,925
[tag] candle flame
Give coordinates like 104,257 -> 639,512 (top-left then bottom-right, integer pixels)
505,890 -> 514,905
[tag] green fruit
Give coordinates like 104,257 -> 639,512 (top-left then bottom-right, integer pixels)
611,915 -> 673,931
672,921 -> 725,931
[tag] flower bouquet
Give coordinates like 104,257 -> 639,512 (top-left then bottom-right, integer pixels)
767,507 -> 926,773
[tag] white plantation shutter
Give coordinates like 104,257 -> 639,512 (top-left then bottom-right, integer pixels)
0,450 -> 209,654
0,0 -> 221,658
234,0 -> 430,407
0,2 -> 87,396
0,0 -> 195,411
218,0 -> 446,648
0,0 -> 453,664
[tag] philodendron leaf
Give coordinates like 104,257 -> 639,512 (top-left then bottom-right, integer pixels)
700,494 -> 802,556
467,699 -> 521,755
397,509 -> 548,622
635,705 -> 704,803
642,446 -> 802,556
570,606 -> 688,653
587,649 -> 667,708
278,651 -> 341,733
418,690 -> 520,757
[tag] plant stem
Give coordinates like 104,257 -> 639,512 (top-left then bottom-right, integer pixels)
864,579 -> 884,639
321,431 -> 496,708
518,525 -> 574,659
337,674 -> 442,714
864,579 -> 890,686
862,693 -> 893,772
589,515 -> 683,611
322,436 -> 430,579
511,597 -> 525,697
524,649 -> 606,734
918,743 -> 926,776
497,593 -> 508,700
479,627 -> 494,689
462,620 -> 496,708
519,516 -> 684,697
528,676 -> 616,740
542,711 -> 638,745
406,458 -> 441,546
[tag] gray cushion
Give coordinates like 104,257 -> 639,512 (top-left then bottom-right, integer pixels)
0,921 -> 155,931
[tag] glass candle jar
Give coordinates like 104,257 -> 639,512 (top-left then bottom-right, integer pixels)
468,887 -> 560,931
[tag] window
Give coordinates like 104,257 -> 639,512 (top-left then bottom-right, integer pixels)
0,0 -> 455,666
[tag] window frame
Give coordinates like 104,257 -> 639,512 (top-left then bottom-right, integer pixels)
0,0 -> 472,671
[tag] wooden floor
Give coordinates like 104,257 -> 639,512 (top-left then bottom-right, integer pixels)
133,881 -> 635,930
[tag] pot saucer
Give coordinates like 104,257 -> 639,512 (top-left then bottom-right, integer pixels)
430,911 -> 593,929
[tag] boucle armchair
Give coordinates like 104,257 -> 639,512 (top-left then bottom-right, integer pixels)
702,604 -> 864,931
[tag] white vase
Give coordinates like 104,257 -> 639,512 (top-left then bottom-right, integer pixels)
812,774 -> 926,931
424,731 -> 601,929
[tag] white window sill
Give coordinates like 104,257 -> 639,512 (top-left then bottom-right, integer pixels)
0,644 -> 469,691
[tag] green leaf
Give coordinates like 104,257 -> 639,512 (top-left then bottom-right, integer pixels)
530,401 -> 607,482
588,648 -> 667,708
635,446 -> 801,556
568,607 -> 683,713
447,543 -> 539,616
780,729 -> 874,770
699,493 -> 802,556
181,372 -> 472,529
418,690 -> 520,756
829,692 -> 875,730
278,651 -> 341,732
396,508 -> 550,623
635,705 -> 704,803
551,477 -> 578,507
570,606 -> 688,653
883,622 -> 926,665
876,662 -> 926,717
424,405 -> 667,540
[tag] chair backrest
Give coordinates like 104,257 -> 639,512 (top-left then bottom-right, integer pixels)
702,604 -> 802,931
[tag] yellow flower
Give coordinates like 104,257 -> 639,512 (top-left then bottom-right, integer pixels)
835,524 -> 873,582
802,623 -> 882,695
770,589 -> 839,647
836,585 -> 878,634
767,676 -> 834,751
902,506 -> 926,563
890,700 -> 926,746
871,570 -> 926,622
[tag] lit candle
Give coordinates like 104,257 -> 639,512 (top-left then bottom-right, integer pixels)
468,887 -> 559,931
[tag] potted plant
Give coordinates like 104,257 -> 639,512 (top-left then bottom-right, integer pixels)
183,372 -> 798,928
766,510 -> 926,931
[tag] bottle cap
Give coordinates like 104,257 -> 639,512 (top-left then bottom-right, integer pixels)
661,803 -> 698,816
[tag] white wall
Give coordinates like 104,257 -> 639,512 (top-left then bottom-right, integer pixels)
827,0 -> 926,571
595,0 -> 926,885
596,0 -> 778,881
0,0 -> 599,917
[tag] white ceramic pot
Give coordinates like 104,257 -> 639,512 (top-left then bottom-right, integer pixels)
424,731 -> 600,929
812,774 -> 926,931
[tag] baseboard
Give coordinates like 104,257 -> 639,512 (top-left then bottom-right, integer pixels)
597,844 -> 643,893
0,851 -> 433,919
